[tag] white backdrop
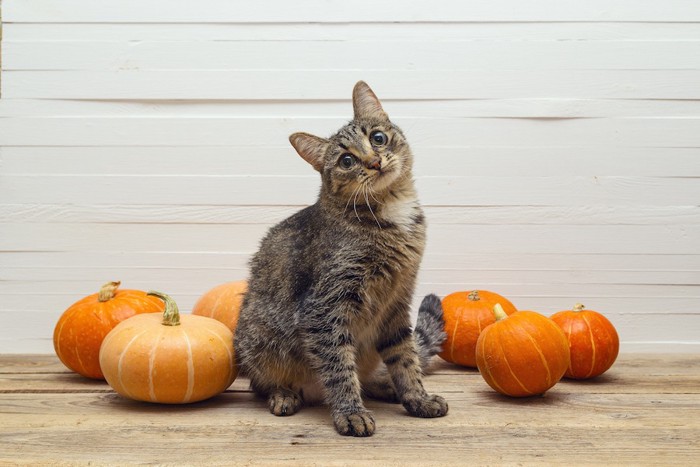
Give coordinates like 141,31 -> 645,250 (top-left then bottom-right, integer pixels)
1,0 -> 699,353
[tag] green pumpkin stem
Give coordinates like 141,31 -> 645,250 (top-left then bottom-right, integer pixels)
98,281 -> 121,302
147,291 -> 181,326
573,303 -> 586,312
493,303 -> 508,321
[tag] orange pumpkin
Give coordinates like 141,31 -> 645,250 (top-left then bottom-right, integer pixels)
476,304 -> 570,397
439,290 -> 517,367
99,291 -> 237,404
53,281 -> 164,379
192,280 -> 247,332
551,303 -> 619,379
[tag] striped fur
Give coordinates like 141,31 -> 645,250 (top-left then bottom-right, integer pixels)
234,81 -> 447,437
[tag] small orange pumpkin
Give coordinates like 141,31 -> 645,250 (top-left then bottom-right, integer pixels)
551,303 -> 619,379
439,290 -> 517,367
192,280 -> 247,332
53,281 -> 164,379
476,304 -> 570,397
99,291 -> 237,404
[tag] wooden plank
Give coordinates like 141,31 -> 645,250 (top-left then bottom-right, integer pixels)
6,354 -> 699,377
4,97 -> 700,120
5,0 -> 700,23
3,146 -> 700,177
5,289 -> 700,318
5,70 -> 700,99
3,264 -> 698,288
7,40 -> 700,71
2,204 -> 698,226
1,223 -> 699,255
3,116 -> 700,148
8,22 -> 700,42
2,360 -> 699,394
2,280 -> 696,302
3,251 -> 700,273
2,174 -> 699,207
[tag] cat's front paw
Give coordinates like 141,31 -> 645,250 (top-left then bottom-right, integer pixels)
333,410 -> 376,437
403,394 -> 448,418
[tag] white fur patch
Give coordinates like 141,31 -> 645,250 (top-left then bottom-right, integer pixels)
380,195 -> 420,230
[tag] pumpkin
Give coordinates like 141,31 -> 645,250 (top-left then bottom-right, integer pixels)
53,281 -> 164,379
99,291 -> 237,404
476,304 -> 570,397
439,290 -> 517,367
192,280 -> 247,332
551,303 -> 619,379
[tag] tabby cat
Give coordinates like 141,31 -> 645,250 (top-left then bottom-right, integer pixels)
234,81 -> 448,437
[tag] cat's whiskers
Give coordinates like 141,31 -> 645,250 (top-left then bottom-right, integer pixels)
343,183 -> 363,218
363,182 -> 382,229
367,184 -> 384,206
352,184 -> 363,223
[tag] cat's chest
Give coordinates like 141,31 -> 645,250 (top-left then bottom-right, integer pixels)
360,214 -> 425,304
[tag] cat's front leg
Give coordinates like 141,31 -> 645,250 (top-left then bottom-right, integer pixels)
303,324 -> 375,436
377,300 -> 449,418
302,287 -> 375,436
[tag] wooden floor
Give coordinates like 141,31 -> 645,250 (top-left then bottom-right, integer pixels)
1,354 -> 699,466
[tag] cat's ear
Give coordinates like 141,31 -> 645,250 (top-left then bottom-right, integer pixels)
353,81 -> 388,121
289,132 -> 328,172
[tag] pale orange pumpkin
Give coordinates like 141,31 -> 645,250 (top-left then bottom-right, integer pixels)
439,290 -> 517,368
99,291 -> 237,404
476,304 -> 570,397
192,280 -> 247,332
551,303 -> 619,379
53,281 -> 164,379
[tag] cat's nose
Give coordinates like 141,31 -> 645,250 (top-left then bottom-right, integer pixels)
367,157 -> 382,171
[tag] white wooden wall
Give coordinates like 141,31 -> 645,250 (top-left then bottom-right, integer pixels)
1,1 -> 699,353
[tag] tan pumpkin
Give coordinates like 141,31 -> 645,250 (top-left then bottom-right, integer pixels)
192,280 -> 247,332
99,291 -> 237,404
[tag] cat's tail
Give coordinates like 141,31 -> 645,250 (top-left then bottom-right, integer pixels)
414,294 -> 446,372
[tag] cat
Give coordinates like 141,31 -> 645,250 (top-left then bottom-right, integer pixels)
234,81 -> 448,437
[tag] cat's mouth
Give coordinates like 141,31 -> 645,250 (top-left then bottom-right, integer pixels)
369,164 -> 400,192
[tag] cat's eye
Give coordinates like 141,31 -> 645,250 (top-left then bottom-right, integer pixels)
370,131 -> 388,146
339,154 -> 355,169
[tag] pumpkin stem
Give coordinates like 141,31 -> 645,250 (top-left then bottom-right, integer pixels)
147,291 -> 181,326
573,303 -> 586,312
98,281 -> 121,302
493,303 -> 508,321
468,290 -> 480,301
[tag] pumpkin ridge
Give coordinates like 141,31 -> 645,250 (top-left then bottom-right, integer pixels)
68,322 -> 89,377
203,327 -> 234,386
581,313 -> 596,379
210,290 -> 226,318
148,326 -> 163,402
565,319 -> 575,375
497,330 -> 531,395
118,330 -> 148,400
522,324 -> 552,389
182,331 -> 195,403
449,312 -> 460,362
478,333 -> 506,395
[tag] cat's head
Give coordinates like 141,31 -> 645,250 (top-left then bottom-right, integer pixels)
289,81 -> 413,201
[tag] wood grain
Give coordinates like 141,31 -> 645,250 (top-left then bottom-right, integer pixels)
0,355 -> 698,466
